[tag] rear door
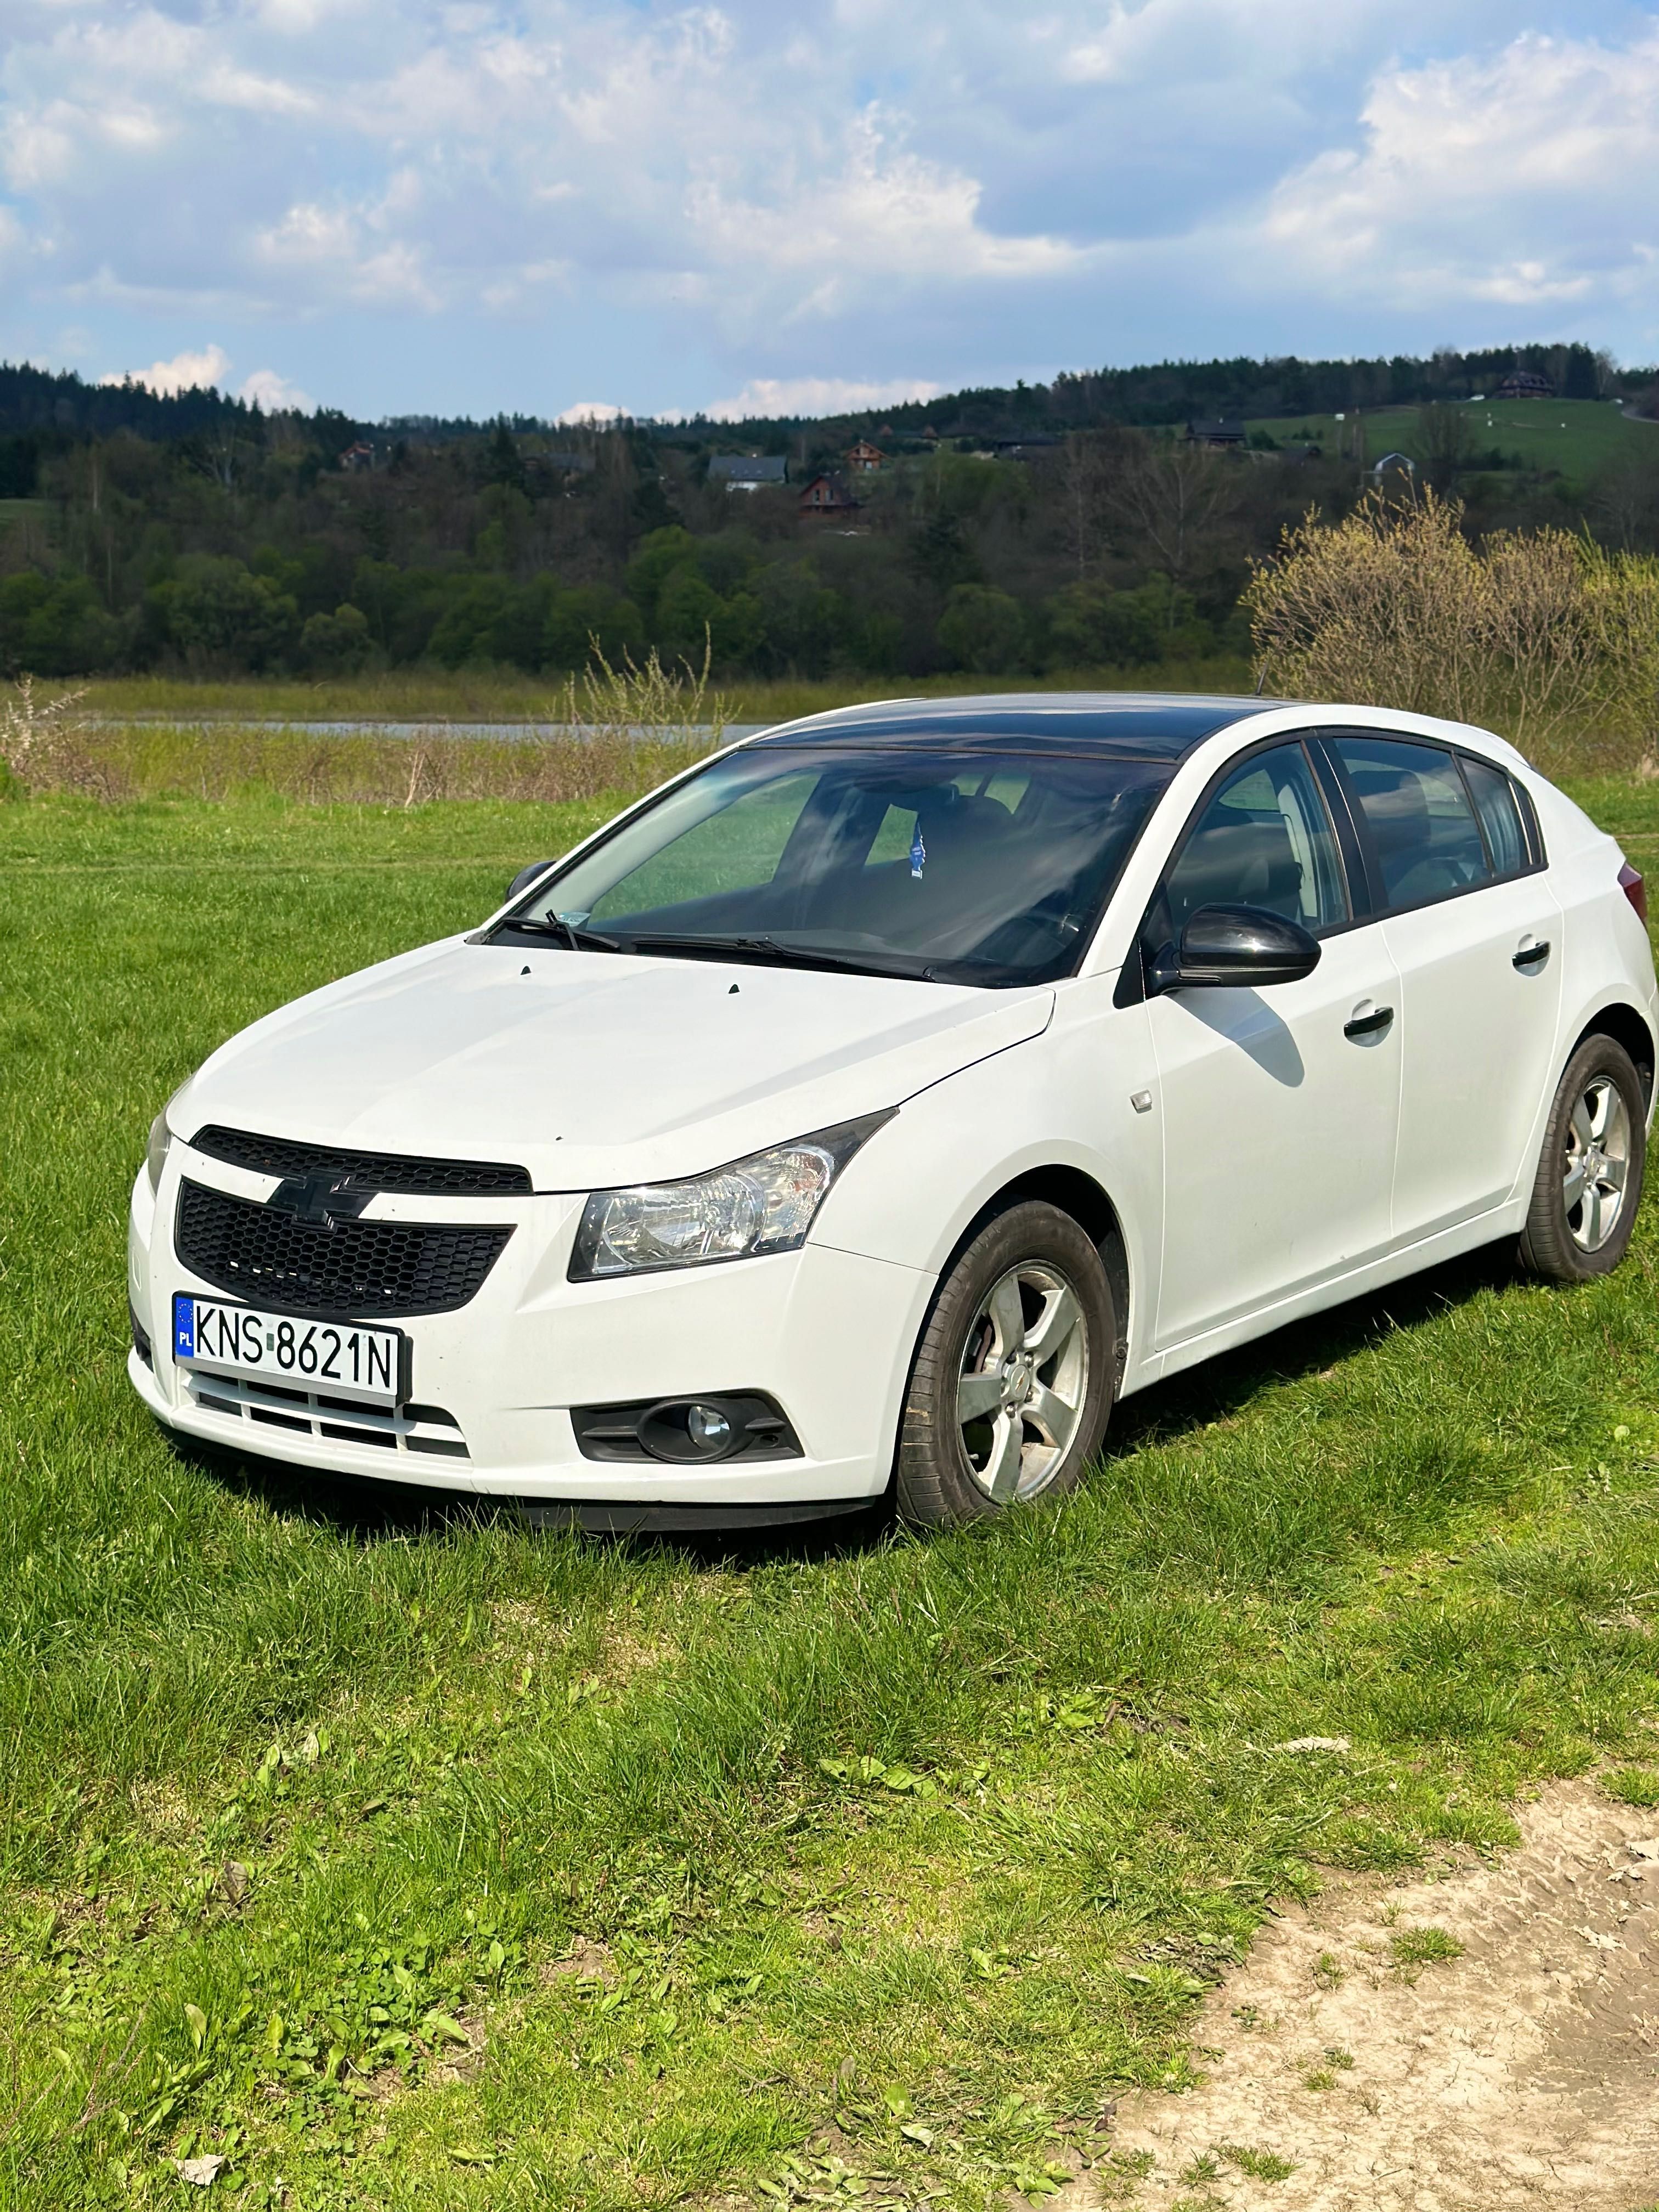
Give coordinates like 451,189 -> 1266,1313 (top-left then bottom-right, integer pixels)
1323,733 -> 1561,1243
1141,735 -> 1402,1350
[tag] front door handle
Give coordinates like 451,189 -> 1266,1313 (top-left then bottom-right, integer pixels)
1513,938 -> 1551,970
1344,1003 -> 1395,1040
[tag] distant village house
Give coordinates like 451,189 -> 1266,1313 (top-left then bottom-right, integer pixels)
799,471 -> 859,517
708,454 -> 788,492
1185,419 -> 1245,449
1494,369 -> 1554,400
845,439 -> 886,473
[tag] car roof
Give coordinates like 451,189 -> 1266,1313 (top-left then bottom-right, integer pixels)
743,691 -> 1286,761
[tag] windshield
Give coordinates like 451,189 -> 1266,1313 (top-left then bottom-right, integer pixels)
493,743 -> 1176,985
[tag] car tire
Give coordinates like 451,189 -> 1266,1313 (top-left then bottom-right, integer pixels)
1519,1034 -> 1647,1283
895,1200 -> 1116,1527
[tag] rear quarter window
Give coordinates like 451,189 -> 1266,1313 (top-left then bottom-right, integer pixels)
1460,753 -> 1535,879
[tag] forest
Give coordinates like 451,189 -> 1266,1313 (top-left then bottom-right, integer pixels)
1,343 -> 1656,683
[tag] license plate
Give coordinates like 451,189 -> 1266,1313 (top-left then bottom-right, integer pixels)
172,1293 -> 407,1407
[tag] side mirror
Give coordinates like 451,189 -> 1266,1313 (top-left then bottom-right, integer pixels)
506,860 -> 557,903
1149,903 -> 1321,994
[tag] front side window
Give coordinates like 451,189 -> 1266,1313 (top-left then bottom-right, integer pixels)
495,744 -> 1177,986
1158,741 -> 1348,943
1331,736 -> 1491,912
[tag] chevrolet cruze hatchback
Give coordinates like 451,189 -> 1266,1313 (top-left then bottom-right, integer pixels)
128,695 -> 1657,1528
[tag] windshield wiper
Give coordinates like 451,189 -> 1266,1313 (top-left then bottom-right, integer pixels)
499,916 -> 623,952
620,932 -> 929,980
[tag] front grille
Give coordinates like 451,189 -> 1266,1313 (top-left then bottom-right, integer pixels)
176,1178 -> 513,1317
190,1125 -> 532,1197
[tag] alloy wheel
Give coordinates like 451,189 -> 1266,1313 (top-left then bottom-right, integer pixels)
955,1262 -> 1090,1504
1564,1075 -> 1632,1253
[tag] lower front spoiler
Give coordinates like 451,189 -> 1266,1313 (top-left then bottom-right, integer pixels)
513,1496 -> 884,1534
150,1406 -> 884,1534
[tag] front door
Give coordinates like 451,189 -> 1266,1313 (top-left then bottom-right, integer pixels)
1327,733 -> 1564,1242
1144,738 -> 1403,1350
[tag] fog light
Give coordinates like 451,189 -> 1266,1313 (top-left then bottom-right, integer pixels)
686,1403 -> 731,1454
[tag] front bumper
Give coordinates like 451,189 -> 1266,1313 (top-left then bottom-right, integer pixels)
128,1153 -> 932,1509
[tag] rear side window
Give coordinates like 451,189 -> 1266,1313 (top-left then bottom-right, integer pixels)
1331,736 -> 1490,913
1460,753 -> 1537,877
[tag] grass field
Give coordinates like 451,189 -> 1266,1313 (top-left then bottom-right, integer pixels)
1245,397 -> 1656,482
74,661 -> 1257,732
7,777 -> 1659,2209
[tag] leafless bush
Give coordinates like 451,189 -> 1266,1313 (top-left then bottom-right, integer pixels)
0,675 -> 130,798
549,631 -> 740,743
1246,490 -> 1659,775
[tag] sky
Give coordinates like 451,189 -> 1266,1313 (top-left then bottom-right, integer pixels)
1,0 -> 1656,422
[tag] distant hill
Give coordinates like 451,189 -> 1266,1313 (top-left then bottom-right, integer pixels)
2,343 -> 1652,471
658,344 -> 1656,450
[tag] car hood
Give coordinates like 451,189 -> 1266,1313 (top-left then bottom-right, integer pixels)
180,937 -> 1054,1190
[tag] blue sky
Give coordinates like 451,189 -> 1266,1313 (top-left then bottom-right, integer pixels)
1,1 -> 1655,421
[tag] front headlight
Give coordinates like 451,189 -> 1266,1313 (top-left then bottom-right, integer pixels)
569,1113 -> 894,1280
145,1083 -> 188,1192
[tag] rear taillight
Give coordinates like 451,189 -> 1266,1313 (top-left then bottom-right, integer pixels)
1620,861 -> 1648,924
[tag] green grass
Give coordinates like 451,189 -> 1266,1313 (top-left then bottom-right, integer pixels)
5,780 -> 1659,2208
1245,397 -> 1655,482
1387,1926 -> 1465,1979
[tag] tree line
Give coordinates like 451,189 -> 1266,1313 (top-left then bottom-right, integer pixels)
1,348 -> 1656,682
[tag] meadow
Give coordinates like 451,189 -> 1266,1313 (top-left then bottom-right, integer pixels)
70,660 -> 1257,736
1244,396 -> 1656,481
5,761 -> 1659,2209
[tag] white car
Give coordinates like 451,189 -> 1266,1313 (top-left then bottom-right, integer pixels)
128,694 -> 1656,1530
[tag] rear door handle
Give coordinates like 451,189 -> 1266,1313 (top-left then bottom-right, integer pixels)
1513,939 -> 1551,970
1344,1004 -> 1395,1040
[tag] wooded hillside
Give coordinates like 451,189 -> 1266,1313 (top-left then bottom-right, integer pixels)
1,346 -> 1655,682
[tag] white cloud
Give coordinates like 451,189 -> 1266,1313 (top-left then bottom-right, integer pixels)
256,201 -> 358,267
555,400 -> 628,424
1263,29 -> 1659,312
101,342 -> 230,396
706,376 -> 942,421
240,366 -> 313,411
682,110 -> 1084,309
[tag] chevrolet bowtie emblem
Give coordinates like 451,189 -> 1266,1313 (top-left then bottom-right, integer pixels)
267,1172 -> 373,1227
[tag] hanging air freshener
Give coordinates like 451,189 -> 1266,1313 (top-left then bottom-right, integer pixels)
910,824 -> 926,879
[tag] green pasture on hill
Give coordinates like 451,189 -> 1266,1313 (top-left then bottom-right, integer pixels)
7,778 -> 1659,2208
1245,397 -> 1655,482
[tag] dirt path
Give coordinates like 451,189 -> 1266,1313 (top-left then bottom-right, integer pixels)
1087,1780 -> 1659,2210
